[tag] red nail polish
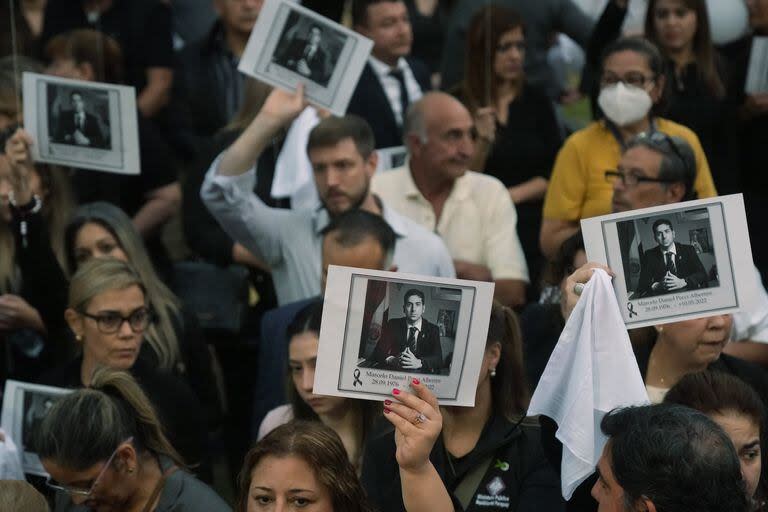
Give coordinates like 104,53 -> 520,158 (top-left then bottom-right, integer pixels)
384,407 -> 391,414
384,399 -> 392,405
412,378 -> 420,385
392,388 -> 400,395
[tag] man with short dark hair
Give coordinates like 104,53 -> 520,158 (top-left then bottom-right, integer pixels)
254,208 -> 397,435
201,87 -> 455,305
635,218 -> 708,297
610,133 -> 697,214
372,288 -> 443,372
593,403 -> 749,512
347,0 -> 431,148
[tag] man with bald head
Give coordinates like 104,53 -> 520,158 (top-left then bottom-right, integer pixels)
372,92 -> 529,307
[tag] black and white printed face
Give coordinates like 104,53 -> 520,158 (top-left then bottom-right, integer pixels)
654,223 -> 675,249
404,295 -> 424,324
309,26 -> 322,45
71,93 -> 86,113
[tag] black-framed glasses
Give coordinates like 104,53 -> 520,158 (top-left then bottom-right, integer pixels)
600,72 -> 655,88
81,307 -> 153,334
604,169 -> 678,187
46,437 -> 133,497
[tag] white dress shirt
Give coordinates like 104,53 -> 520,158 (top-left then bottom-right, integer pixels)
368,55 -> 424,126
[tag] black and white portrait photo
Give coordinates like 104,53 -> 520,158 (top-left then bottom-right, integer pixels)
21,392 -> 58,453
272,11 -> 347,87
357,281 -> 460,376
47,84 -> 111,150
238,0 -> 373,115
584,199 -> 754,328
1,380 -> 71,475
618,210 -> 717,299
315,266 -> 494,405
24,72 -> 141,175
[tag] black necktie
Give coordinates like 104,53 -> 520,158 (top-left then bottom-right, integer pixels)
389,68 -> 409,125
665,252 -> 676,274
407,326 -> 417,352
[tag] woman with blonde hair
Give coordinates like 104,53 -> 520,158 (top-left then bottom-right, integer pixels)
4,129 -> 219,421
40,258 -> 209,476
37,367 -> 229,511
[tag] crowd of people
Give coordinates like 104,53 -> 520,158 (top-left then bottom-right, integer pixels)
2,0 -> 768,510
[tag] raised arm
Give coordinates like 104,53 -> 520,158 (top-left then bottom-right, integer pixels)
218,84 -> 308,176
385,380 -> 454,512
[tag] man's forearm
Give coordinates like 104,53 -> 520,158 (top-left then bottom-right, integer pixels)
133,183 -> 181,238
137,67 -> 173,118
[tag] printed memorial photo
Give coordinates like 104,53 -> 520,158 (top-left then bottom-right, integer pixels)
357,280 -> 461,376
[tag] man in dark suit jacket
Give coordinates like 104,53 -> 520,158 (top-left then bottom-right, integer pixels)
277,25 -> 331,85
54,91 -> 107,148
373,289 -> 443,373
636,218 -> 708,297
348,0 -> 431,149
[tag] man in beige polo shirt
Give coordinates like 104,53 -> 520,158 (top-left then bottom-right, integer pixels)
372,92 -> 529,307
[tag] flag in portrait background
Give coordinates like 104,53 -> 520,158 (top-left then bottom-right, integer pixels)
358,280 -> 389,359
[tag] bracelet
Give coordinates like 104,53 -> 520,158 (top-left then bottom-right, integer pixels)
8,191 -> 42,215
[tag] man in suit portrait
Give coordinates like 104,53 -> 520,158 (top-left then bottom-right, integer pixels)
277,24 -> 331,84
636,218 -> 708,297
373,288 -> 443,373
54,90 -> 108,149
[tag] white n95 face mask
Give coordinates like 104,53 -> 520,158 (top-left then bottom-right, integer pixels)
598,82 -> 653,127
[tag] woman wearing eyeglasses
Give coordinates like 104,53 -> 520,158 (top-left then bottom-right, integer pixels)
39,258 -> 209,479
540,36 -> 718,259
38,368 -> 230,511
586,0 -> 738,195
452,5 -> 563,293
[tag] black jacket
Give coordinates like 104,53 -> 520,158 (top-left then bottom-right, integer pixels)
346,57 -> 431,149
636,243 -> 709,297
54,109 -> 108,149
372,316 -> 443,373
362,413 -> 565,512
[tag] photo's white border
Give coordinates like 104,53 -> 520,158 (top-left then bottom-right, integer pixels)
238,0 -> 373,116
581,194 -> 758,328
23,72 -> 140,175
375,146 -> 408,173
0,380 -> 72,476
314,266 -> 495,407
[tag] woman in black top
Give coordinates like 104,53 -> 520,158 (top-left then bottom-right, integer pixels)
453,5 -> 562,291
361,302 -> 564,512
39,258 -> 209,476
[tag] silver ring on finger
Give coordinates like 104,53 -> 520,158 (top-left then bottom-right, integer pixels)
573,282 -> 585,296
413,412 -> 427,425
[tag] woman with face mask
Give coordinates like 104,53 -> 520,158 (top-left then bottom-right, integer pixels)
540,36 -> 718,259
584,0 -> 739,195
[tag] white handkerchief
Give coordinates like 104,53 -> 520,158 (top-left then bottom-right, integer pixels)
528,269 -> 649,499
272,106 -> 320,209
